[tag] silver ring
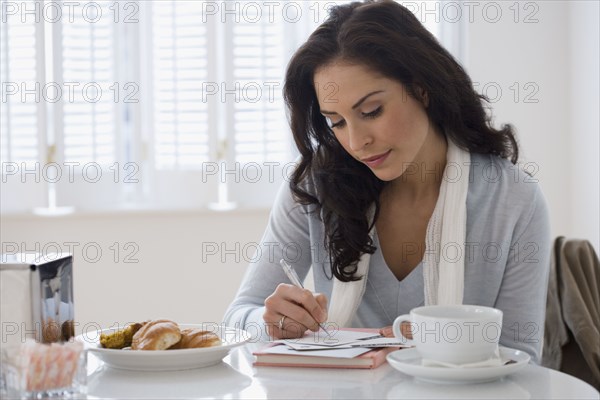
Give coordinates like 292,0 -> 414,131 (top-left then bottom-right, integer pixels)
278,315 -> 287,331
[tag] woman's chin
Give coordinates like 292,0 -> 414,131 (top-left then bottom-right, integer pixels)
369,168 -> 401,182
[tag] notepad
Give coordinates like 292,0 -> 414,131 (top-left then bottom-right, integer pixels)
281,336 -> 406,351
253,343 -> 396,369
253,328 -> 403,369
274,329 -> 386,349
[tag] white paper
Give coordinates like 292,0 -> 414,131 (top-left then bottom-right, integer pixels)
286,337 -> 408,351
262,344 -> 372,359
276,330 -> 380,348
347,337 -> 408,348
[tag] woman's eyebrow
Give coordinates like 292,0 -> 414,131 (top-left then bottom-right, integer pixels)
320,90 -> 384,115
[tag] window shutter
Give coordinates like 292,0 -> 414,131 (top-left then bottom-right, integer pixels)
217,4 -> 299,208
58,0 -> 118,165
1,0 -> 451,213
0,1 -> 42,164
47,0 -> 128,211
150,1 -> 210,170
228,10 -> 289,164
137,1 -> 216,210
0,0 -> 47,213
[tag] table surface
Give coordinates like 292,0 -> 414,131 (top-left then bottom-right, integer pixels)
86,343 -> 600,399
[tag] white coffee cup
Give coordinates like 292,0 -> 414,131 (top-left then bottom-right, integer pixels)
393,305 -> 503,364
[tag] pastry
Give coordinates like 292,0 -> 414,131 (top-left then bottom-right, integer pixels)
132,320 -> 181,350
169,328 -> 222,349
100,322 -> 144,349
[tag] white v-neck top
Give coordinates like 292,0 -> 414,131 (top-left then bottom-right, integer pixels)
223,153 -> 551,364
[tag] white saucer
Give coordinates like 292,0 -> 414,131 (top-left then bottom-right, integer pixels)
386,346 -> 530,384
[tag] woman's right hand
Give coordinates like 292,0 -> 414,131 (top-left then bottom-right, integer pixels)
263,283 -> 328,339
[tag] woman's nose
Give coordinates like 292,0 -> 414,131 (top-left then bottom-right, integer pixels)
347,124 -> 373,152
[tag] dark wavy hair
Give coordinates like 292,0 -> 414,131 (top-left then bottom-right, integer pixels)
283,0 -> 519,282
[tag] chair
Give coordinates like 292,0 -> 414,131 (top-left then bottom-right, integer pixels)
543,236 -> 600,389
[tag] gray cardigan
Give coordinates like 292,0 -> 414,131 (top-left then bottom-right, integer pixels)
223,153 -> 552,363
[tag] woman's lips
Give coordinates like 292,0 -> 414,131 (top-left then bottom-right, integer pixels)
361,150 -> 391,168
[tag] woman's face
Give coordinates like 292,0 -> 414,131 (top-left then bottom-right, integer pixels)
313,62 -> 441,182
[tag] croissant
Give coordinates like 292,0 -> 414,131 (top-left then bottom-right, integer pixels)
132,320 -> 181,350
169,328 -> 222,349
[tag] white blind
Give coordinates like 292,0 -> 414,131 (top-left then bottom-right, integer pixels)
59,0 -> 117,165
149,1 -> 293,170
0,0 -> 47,213
230,11 -> 288,164
0,1 -> 40,165
1,0 -> 451,213
151,1 -> 210,169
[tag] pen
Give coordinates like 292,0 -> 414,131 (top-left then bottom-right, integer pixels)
279,259 -> 330,336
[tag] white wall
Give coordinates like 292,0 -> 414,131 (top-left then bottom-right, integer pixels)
568,1 -> 600,251
1,210 -> 270,331
463,0 -> 599,251
1,1 -> 598,331
464,0 -> 569,240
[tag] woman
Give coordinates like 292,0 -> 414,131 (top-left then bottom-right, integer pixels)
223,0 -> 551,363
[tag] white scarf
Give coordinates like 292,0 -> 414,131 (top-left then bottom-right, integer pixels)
327,139 -> 470,327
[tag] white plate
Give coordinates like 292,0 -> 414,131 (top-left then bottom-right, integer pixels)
386,346 -> 530,384
77,324 -> 250,371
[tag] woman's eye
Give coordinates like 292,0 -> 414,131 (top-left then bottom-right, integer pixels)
330,119 -> 346,129
326,107 -> 382,129
325,116 -> 345,129
362,106 -> 383,119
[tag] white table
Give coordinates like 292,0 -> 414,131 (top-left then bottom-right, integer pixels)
86,343 -> 600,399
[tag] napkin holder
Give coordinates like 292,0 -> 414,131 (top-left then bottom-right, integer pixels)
0,252 -> 74,346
